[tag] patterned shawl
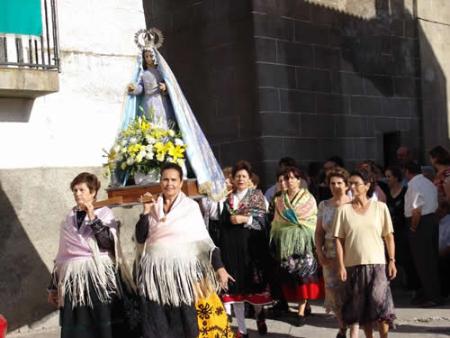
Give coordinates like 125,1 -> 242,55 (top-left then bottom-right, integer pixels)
270,189 -> 318,260
225,188 -> 266,219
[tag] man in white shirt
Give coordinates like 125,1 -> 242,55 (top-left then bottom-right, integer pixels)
404,161 -> 442,307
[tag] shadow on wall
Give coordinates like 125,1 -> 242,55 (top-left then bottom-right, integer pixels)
0,182 -> 53,330
0,98 -> 34,122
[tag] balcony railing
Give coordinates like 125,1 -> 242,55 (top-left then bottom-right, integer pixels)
0,0 -> 60,71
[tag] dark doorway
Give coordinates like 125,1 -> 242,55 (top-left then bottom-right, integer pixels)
383,131 -> 402,166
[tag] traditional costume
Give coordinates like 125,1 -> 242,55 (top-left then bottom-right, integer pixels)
50,207 -> 137,338
135,191 -> 233,338
270,189 -> 323,302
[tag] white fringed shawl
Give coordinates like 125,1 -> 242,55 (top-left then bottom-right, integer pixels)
53,207 -> 133,308
138,192 -> 218,306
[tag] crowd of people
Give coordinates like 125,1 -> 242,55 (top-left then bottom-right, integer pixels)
47,145 -> 450,338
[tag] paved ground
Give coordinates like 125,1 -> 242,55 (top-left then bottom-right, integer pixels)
8,292 -> 450,337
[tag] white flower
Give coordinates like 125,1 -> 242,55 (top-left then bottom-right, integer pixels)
136,154 -> 143,163
129,137 -> 138,144
168,130 -> 175,137
121,139 -> 128,146
145,152 -> 154,160
145,136 -> 156,144
126,158 -> 134,166
120,147 -> 127,154
113,145 -> 121,153
145,145 -> 153,152
167,156 -> 174,163
174,138 -> 184,146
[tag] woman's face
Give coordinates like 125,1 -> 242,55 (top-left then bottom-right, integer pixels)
329,176 -> 347,197
160,168 -> 183,199
385,170 -> 398,187
144,51 -> 155,67
72,182 -> 96,207
348,175 -> 370,198
233,169 -> 250,192
277,175 -> 287,192
285,172 -> 300,192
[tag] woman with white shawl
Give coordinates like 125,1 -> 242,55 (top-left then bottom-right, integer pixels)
47,172 -> 137,338
135,162 -> 234,338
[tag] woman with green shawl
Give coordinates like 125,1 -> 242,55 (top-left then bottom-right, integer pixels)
271,166 -> 324,326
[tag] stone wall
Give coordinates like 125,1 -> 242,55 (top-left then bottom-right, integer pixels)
416,0 -> 450,153
144,0 -> 425,186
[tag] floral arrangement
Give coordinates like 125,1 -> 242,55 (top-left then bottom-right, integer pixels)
104,116 -> 186,183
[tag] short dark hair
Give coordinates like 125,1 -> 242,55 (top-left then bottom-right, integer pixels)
283,166 -> 305,181
232,160 -> 253,178
429,145 -> 450,165
349,169 -> 375,198
327,156 -> 344,168
278,157 -> 297,168
326,167 -> 350,185
161,162 -> 183,179
404,161 -> 421,175
251,173 -> 260,187
385,165 -> 403,182
70,172 -> 101,198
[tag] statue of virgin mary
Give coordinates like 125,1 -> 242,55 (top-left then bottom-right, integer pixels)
119,28 -> 226,201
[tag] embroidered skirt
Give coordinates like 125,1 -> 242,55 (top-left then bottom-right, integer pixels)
341,264 -> 396,326
196,292 -> 234,338
278,253 -> 324,301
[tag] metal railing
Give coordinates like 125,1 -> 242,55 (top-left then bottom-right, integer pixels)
0,0 -> 60,71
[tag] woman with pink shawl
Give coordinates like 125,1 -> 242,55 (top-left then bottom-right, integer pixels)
47,172 -> 137,338
135,162 -> 234,338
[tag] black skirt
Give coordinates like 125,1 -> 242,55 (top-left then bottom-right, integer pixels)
60,292 -> 128,338
140,297 -> 198,338
218,208 -> 270,296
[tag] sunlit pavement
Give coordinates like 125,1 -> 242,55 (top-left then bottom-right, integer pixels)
8,291 -> 450,338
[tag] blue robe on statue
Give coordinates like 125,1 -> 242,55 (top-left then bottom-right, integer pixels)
119,50 -> 226,201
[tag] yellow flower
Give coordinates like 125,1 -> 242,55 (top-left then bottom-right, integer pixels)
168,144 -> 185,161
154,142 -> 165,154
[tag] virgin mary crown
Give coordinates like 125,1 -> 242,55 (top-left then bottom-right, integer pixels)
134,28 -> 164,51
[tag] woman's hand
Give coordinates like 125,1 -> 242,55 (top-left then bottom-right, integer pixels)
159,82 -> 167,92
79,201 -> 96,221
127,83 -> 136,93
216,267 -> 235,291
47,290 -> 59,308
338,265 -> 347,282
139,192 -> 157,215
387,261 -> 397,280
230,215 -> 248,224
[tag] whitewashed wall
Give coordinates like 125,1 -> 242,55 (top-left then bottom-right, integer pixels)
0,0 -> 145,168
0,1 -> 145,333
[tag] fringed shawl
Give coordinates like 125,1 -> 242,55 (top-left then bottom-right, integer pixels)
54,207 -> 133,308
138,192 -> 218,306
270,189 -> 318,260
225,188 -> 267,218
